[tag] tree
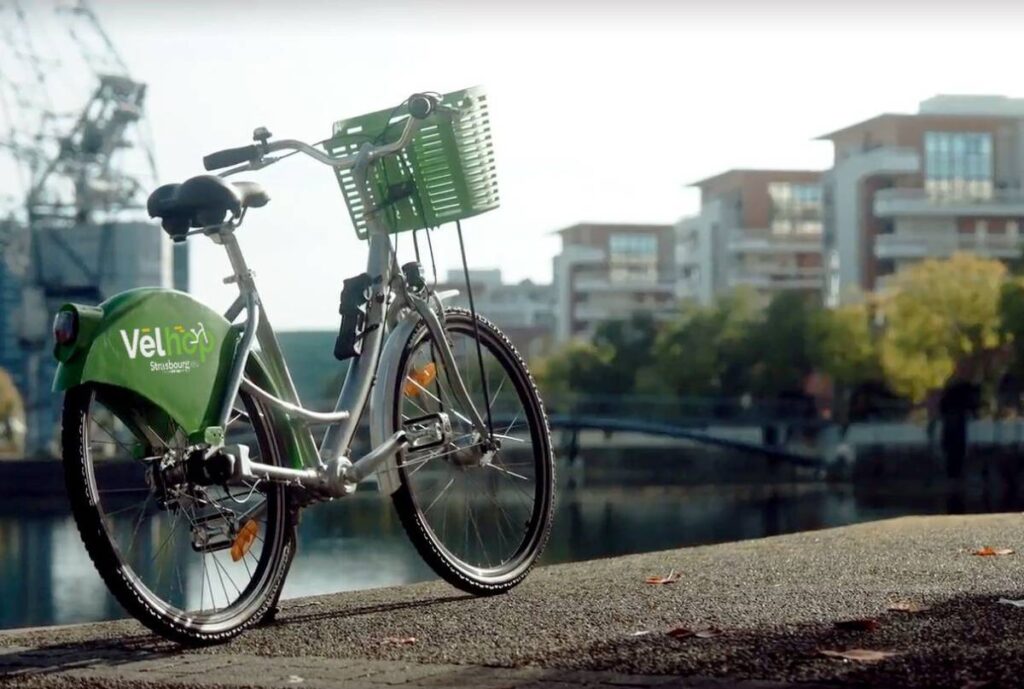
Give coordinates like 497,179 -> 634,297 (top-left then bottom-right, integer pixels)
812,301 -> 882,388
592,312 -> 659,396
0,368 -> 24,452
1000,276 -> 1024,379
534,339 -> 613,405
746,291 -> 822,398
638,288 -> 759,398
878,253 -> 1007,403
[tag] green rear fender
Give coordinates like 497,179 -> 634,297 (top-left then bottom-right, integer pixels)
53,288 -> 315,468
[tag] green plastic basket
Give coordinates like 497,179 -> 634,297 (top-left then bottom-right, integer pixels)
324,86 -> 499,239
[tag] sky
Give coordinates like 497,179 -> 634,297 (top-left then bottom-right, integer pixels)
7,0 -> 1024,329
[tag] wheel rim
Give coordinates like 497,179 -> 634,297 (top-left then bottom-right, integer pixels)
81,388 -> 284,627
397,321 -> 549,579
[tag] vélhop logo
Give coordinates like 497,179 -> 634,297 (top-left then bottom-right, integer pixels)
118,322 -> 216,372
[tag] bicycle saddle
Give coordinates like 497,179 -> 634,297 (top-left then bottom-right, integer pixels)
147,175 -> 269,241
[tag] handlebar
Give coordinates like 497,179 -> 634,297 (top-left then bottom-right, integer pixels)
203,144 -> 260,172
204,92 -> 450,177
407,92 -> 438,120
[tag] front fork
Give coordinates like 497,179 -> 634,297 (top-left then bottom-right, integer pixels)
404,289 -> 492,442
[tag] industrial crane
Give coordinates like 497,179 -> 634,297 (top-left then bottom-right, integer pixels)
0,0 -> 173,455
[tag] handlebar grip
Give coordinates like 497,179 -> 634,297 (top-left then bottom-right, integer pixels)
407,93 -> 437,120
203,144 -> 259,171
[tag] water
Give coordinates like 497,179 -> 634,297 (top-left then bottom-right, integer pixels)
0,479 -> 1006,630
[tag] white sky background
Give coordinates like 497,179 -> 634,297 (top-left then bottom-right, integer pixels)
12,0 -> 1024,329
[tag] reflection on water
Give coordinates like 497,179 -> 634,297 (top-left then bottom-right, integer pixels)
0,480 -> 1015,629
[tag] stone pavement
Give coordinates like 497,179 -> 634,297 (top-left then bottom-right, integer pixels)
5,514 -> 1024,688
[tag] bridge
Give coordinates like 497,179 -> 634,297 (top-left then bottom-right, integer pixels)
483,410 -> 823,469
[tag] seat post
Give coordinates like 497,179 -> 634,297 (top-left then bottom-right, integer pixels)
216,227 -> 254,291
214,222 -> 307,430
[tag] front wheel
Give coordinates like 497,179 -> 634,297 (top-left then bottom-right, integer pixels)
390,308 -> 555,595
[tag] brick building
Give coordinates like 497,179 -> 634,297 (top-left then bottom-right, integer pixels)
552,223 -> 676,341
821,94 -> 1024,304
678,169 -> 825,305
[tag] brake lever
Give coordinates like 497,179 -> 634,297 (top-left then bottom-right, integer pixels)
217,155 -> 280,178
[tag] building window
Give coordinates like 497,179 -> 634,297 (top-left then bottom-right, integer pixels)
768,182 -> 823,235
924,131 -> 993,200
609,233 -> 658,283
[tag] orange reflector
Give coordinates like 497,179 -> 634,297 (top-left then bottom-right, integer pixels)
404,361 -> 437,397
231,519 -> 258,562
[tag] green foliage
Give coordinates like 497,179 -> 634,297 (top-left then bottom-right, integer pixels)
0,368 -> 21,422
535,253 -> 1024,412
878,253 -> 1006,403
1000,277 -> 1024,379
534,339 -> 613,403
638,289 -> 759,397
746,291 -> 820,397
812,302 -> 881,387
592,312 -> 659,396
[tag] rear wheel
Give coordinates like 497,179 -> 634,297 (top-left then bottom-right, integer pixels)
61,385 -> 293,645
390,308 -> 555,595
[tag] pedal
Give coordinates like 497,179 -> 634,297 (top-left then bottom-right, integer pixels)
403,412 -> 450,450
190,511 -> 237,553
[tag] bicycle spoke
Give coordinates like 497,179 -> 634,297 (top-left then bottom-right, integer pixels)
79,388 -> 284,625
406,378 -> 474,426
424,477 -> 455,514
492,433 -> 526,443
400,317 -> 546,577
486,463 -> 530,481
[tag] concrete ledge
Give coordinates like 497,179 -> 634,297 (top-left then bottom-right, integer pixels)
3,514 -> 1024,688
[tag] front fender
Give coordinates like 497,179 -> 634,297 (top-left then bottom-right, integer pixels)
369,308 -> 421,494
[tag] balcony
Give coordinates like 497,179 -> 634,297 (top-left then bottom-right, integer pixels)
874,233 -> 1023,259
727,230 -> 822,254
573,275 -> 677,294
874,188 -> 1024,218
728,265 -> 824,290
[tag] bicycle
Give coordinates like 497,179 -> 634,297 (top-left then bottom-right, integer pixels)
52,88 -> 556,645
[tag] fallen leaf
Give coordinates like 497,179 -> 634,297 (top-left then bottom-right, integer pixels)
972,546 -> 1014,557
383,636 -> 417,645
629,630 -> 652,637
666,626 -> 694,639
887,600 -> 930,613
645,569 -> 680,585
694,627 -> 724,638
997,598 -> 1024,608
834,618 -> 881,632
819,648 -> 900,663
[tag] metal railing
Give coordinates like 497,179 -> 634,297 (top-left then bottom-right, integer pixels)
875,232 -> 1022,258
875,187 -> 1024,204
727,229 -> 822,254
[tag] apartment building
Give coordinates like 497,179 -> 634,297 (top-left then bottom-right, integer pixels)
434,269 -> 555,360
678,170 -> 825,305
822,94 -> 1024,304
552,222 -> 676,341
